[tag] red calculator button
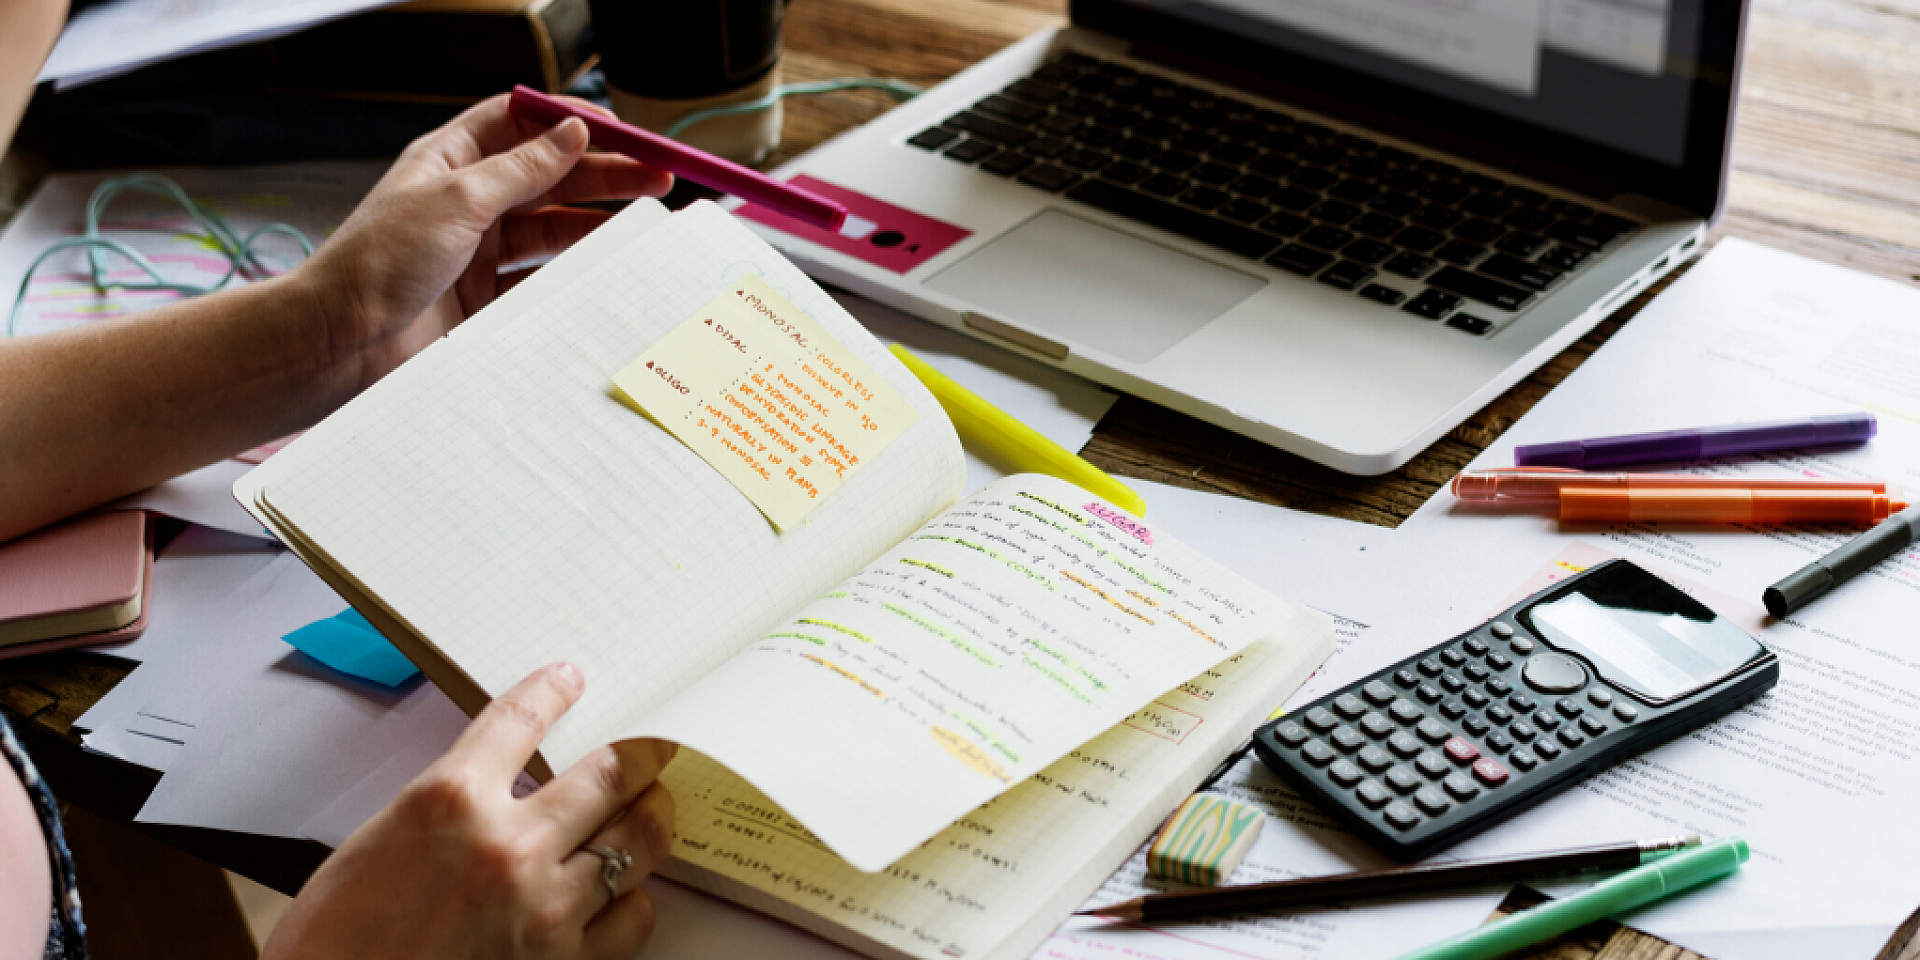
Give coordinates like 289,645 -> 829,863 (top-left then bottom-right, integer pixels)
1444,736 -> 1480,763
1472,758 -> 1510,785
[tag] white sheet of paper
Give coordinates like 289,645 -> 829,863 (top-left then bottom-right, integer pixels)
1377,239 -> 1920,958
82,524 -> 282,662
39,0 -> 402,86
105,460 -> 274,541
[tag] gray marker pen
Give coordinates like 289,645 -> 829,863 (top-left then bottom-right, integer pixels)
1763,507 -> 1920,616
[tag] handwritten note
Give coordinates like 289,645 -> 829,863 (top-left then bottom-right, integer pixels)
612,274 -> 917,530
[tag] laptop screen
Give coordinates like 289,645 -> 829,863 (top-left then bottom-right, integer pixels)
1078,0 -> 1741,213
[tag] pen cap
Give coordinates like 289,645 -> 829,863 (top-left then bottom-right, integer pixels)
1649,837 -> 1749,892
1763,564 -> 1835,617
1700,413 -> 1877,459
1517,432 -> 1703,470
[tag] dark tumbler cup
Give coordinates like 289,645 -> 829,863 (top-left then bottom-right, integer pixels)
590,0 -> 787,164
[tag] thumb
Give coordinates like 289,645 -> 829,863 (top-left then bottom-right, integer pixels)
455,116 -> 591,218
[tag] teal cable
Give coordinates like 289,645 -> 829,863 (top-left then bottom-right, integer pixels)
9,173 -> 313,337
663,78 -> 922,139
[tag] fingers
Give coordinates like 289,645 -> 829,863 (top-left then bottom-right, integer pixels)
522,154 -> 674,209
442,662 -> 584,782
533,739 -> 678,852
449,115 -> 592,223
582,888 -> 659,960
498,207 -> 610,267
557,779 -> 675,925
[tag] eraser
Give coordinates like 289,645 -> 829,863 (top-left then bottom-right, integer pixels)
1147,793 -> 1265,886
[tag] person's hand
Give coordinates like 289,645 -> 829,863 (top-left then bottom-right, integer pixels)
262,663 -> 678,960
296,94 -> 673,391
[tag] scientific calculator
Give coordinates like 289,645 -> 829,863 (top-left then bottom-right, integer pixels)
1253,559 -> 1779,860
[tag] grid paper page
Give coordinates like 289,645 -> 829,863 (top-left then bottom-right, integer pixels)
258,202 -> 966,771
657,629 -> 1333,960
633,474 -> 1313,871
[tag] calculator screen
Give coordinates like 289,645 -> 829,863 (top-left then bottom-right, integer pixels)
1523,564 -> 1764,702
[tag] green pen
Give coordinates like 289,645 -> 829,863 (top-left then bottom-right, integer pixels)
1396,837 -> 1749,960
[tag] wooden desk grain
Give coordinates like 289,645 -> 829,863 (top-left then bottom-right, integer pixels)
7,0 -> 1920,954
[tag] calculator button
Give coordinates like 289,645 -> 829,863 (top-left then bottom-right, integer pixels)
1302,740 -> 1336,765
1463,637 -> 1489,656
1440,673 -> 1466,693
1273,721 -> 1309,746
1334,694 -> 1368,718
1389,701 -> 1424,724
1510,722 -> 1538,741
1508,749 -> 1538,771
1463,689 -> 1490,709
1443,736 -> 1480,764
1418,657 -> 1444,676
1580,716 -> 1608,737
1510,637 -> 1536,654
1363,680 -> 1399,704
1330,725 -> 1366,752
1557,698 -> 1585,718
1490,621 -> 1515,639
1508,694 -> 1537,714
1440,648 -> 1466,667
1304,707 -> 1338,731
1416,719 -> 1451,743
1487,652 -> 1513,671
1389,732 -> 1424,757
1360,712 -> 1395,738
1464,663 -> 1490,682
1486,705 -> 1513,725
1471,758 -> 1510,786
1358,745 -> 1395,771
1393,669 -> 1420,688
1385,766 -> 1421,793
1439,700 -> 1466,720
1416,683 -> 1443,703
1486,677 -> 1514,696
1534,740 -> 1563,760
1384,802 -> 1421,829
1615,704 -> 1640,722
1414,787 -> 1451,815
1533,712 -> 1561,731
1588,688 -> 1615,708
1356,780 -> 1392,808
1484,731 -> 1514,753
1329,759 -> 1364,786
1523,653 -> 1588,694
1558,728 -> 1586,748
1462,716 -> 1491,736
1415,751 -> 1450,779
1443,773 -> 1481,801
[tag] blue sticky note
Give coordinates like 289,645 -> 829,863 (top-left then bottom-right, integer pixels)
283,608 -> 420,687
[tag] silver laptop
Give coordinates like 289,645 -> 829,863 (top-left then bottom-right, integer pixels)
734,0 -> 1745,474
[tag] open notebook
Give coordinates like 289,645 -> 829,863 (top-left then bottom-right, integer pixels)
236,200 -> 1333,959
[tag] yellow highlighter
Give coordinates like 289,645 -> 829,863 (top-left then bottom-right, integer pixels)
888,344 -> 1147,518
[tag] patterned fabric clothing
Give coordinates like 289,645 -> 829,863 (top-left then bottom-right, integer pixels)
0,711 -> 87,960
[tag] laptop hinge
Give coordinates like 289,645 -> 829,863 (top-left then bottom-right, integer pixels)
963,312 -> 1070,361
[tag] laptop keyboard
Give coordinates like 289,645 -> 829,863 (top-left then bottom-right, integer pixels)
906,51 -> 1641,335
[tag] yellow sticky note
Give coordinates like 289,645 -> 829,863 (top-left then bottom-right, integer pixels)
613,275 -> 918,531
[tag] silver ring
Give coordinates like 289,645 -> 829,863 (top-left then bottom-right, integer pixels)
585,843 -> 632,902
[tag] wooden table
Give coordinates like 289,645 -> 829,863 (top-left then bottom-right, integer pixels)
8,0 -> 1920,955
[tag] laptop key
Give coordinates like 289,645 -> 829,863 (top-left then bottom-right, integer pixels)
1103,161 -> 1150,184
1180,186 -> 1230,210
1211,142 -> 1257,165
1218,200 -> 1270,224
1504,206 -> 1555,232
1329,179 -> 1381,203
1428,267 -> 1535,310
1026,138 -> 1073,160
1319,261 -> 1376,291
909,127 -> 959,150
1371,191 -> 1421,216
1351,213 -> 1402,238
1271,187 -> 1319,211
1152,149 -> 1201,172
1018,164 -> 1080,192
1259,211 -> 1311,237
1290,167 -> 1339,191
947,111 -> 1034,147
1403,289 -> 1463,319
944,139 -> 996,163
1230,174 -> 1279,199
1003,78 -> 1064,104
1190,162 -> 1238,185
1410,206 -> 1463,230
975,94 -> 1045,124
1503,185 -> 1548,205
1268,244 -> 1336,275
1343,238 -> 1395,264
1139,174 -> 1185,197
1393,226 -> 1446,252
1064,179 -> 1280,259
1540,245 -> 1590,270
1250,154 -> 1299,178
1433,241 -> 1486,266
1033,60 -> 1083,83
1453,218 -> 1506,244
1311,200 -> 1361,225
1420,181 -> 1470,204
1547,199 -> 1593,219
1493,231 -> 1548,257
1384,252 -> 1436,278
981,152 -> 1034,177
1461,193 -> 1513,218
1301,225 -> 1354,251
1448,314 -> 1494,335
1134,117 -> 1180,139
1037,114 -> 1085,136
1062,148 -> 1109,171
1591,212 -> 1638,234
1478,253 -> 1562,290
1359,283 -> 1406,305
1112,137 -> 1158,160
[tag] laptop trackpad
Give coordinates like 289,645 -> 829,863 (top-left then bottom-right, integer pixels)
923,209 -> 1265,364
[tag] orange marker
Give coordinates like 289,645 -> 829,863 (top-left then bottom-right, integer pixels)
1453,467 -> 1894,504
1559,487 -> 1908,524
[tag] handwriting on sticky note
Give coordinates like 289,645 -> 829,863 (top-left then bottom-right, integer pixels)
612,274 -> 917,530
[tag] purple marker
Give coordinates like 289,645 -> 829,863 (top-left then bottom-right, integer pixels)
1516,413 -> 1877,469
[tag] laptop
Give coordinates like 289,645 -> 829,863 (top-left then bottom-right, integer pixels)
734,0 -> 1744,474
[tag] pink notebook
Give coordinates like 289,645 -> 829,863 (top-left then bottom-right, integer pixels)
0,510 -> 153,659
